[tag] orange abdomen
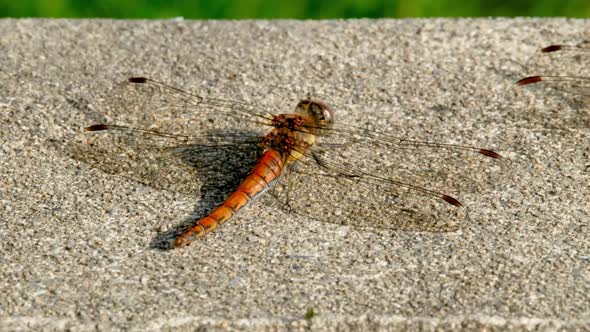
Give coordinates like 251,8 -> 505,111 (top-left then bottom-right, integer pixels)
174,149 -> 285,247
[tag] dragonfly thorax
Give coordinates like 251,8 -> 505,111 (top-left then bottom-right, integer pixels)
263,100 -> 335,163
261,124 -> 315,163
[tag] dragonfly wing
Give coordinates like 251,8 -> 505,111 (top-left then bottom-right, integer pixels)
517,44 -> 590,101
67,77 -> 272,195
98,77 -> 275,134
516,76 -> 590,98
512,43 -> 590,129
67,123 -> 264,195
268,157 -> 465,233
265,118 -> 504,233
266,150 -> 492,233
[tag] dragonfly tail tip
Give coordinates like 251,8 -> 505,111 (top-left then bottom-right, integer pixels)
173,235 -> 192,248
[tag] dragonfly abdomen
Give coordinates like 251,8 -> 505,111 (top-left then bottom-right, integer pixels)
173,149 -> 285,247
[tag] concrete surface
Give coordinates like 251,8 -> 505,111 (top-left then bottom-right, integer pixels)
1,18 -> 589,331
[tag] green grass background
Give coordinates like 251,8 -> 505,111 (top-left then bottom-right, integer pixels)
1,0 -> 589,18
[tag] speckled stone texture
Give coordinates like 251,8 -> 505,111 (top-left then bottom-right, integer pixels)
1,19 -> 589,331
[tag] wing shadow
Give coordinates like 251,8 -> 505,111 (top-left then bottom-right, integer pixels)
60,127 -> 263,251
148,141 -> 262,250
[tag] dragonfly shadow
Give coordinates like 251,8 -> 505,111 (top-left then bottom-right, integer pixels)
510,86 -> 590,130
62,126 -> 263,251
540,91 -> 590,129
148,139 -> 263,250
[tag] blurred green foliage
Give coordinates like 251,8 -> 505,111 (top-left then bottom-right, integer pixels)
1,0 -> 589,18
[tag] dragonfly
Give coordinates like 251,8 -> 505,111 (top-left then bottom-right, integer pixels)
79,77 -> 502,248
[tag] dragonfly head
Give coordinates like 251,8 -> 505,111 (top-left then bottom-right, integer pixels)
295,99 -> 334,134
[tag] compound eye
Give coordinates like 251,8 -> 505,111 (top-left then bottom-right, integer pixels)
310,103 -> 324,119
295,100 -> 312,115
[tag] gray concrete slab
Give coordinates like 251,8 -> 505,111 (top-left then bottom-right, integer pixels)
0,18 -> 589,331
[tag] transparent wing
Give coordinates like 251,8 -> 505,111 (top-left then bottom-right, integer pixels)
514,43 -> 590,97
266,127 -> 501,233
94,77 -> 276,136
67,76 -> 272,195
524,43 -> 590,78
514,75 -> 590,98
67,126 -> 263,195
509,43 -> 590,128
323,121 -> 499,159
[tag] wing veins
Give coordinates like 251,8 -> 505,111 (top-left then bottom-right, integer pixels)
292,149 -> 450,203
128,77 -> 276,123
85,124 -> 266,147
296,122 -> 498,158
